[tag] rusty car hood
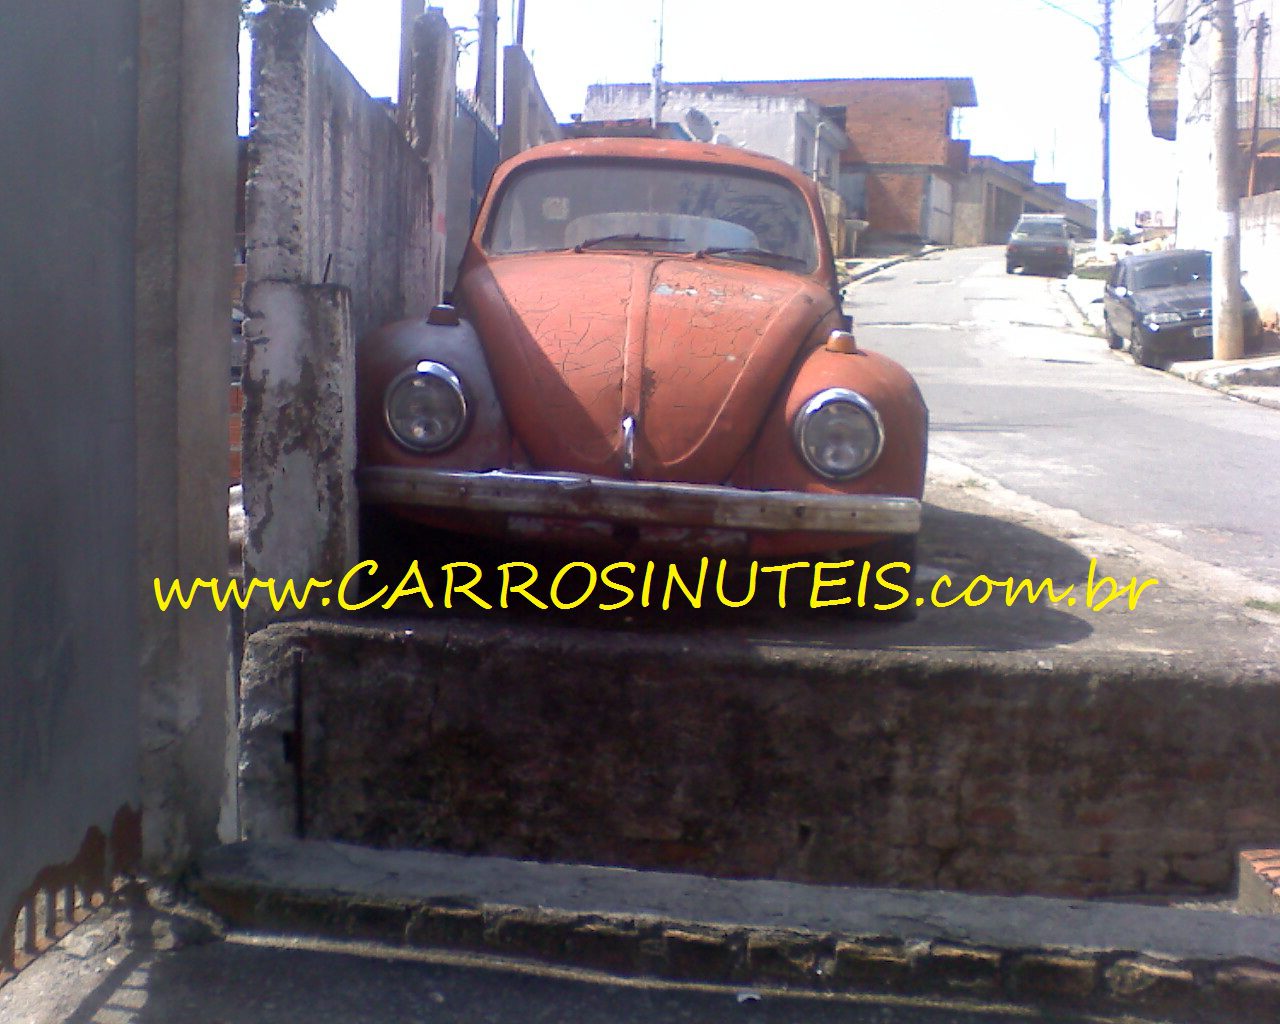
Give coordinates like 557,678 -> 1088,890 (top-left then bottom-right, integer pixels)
458,253 -> 833,481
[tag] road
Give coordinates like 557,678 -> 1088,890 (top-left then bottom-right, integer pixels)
851,245 -> 1280,590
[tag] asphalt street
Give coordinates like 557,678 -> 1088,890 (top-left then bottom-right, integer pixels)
0,913 -> 1174,1024
851,246 -> 1280,590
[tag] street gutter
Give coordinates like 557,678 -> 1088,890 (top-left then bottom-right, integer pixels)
194,839 -> 1280,1022
1058,271 -> 1280,412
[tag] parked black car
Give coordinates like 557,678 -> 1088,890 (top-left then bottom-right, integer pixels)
1102,249 -> 1257,369
1005,214 -> 1073,277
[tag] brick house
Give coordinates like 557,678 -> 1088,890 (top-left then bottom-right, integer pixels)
584,77 -> 976,245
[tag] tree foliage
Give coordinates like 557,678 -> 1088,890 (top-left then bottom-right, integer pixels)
241,0 -> 338,20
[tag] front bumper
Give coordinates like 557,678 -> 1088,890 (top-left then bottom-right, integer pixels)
1143,322 -> 1212,362
359,467 -> 921,536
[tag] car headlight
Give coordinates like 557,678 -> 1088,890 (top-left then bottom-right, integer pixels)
793,388 -> 884,480
1143,311 -> 1181,327
384,360 -> 469,453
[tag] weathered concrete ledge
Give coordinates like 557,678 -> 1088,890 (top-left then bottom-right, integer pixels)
237,617 -> 1280,899
196,839 -> 1280,1022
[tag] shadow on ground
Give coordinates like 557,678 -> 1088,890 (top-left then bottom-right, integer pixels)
354,500 -> 1099,654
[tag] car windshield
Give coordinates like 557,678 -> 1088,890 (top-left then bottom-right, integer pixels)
484,159 -> 820,273
1015,220 -> 1067,239
1131,253 -> 1210,291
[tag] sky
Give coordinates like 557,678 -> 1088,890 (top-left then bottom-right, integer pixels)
241,0 -> 1180,228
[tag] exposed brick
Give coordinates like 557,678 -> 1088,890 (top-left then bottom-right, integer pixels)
1008,953 -> 1098,1000
921,943 -> 1001,993
746,931 -> 822,984
404,905 -> 485,950
1105,959 -> 1199,1005
1239,850 -> 1280,914
483,911 -> 573,959
662,928 -> 739,982
833,939 -> 915,989
1214,963 -> 1280,1018
564,923 -> 643,974
337,898 -> 412,942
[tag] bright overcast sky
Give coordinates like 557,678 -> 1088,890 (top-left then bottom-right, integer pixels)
241,0 -> 1179,228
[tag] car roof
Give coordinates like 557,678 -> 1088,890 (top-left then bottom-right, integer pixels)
491,136 -> 822,196
1119,248 -> 1210,266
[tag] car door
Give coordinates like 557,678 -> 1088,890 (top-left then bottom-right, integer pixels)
1103,262 -> 1124,335
1109,262 -> 1135,339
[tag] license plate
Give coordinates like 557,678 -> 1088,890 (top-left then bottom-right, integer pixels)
1193,325 -> 1212,338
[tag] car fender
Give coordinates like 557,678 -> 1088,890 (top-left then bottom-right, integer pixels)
734,343 -> 928,501
356,315 -> 512,471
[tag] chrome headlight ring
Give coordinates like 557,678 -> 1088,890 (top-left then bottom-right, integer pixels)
384,360 -> 470,453
792,387 -> 885,481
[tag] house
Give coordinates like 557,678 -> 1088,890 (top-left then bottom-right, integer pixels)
1151,0 -> 1280,327
582,77 -> 976,246
953,156 -> 1097,245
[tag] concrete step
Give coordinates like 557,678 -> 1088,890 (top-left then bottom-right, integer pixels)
196,839 -> 1280,1022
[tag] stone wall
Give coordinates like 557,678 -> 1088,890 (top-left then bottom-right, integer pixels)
239,620 -> 1280,899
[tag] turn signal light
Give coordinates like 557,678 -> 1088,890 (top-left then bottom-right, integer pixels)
825,330 -> 857,354
427,304 -> 461,326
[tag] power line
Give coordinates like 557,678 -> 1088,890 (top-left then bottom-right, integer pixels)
1029,0 -> 1099,35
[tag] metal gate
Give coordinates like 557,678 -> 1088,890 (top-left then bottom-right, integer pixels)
1,0 -> 143,984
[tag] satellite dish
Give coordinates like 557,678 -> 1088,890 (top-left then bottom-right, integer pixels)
682,107 -> 715,142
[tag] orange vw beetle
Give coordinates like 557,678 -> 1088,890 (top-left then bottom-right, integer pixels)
357,137 -> 927,598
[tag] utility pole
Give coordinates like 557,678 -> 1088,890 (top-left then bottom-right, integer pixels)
1247,13 -> 1270,197
475,0 -> 498,121
1097,0 -> 1112,249
1212,0 -> 1245,360
651,0 -> 666,130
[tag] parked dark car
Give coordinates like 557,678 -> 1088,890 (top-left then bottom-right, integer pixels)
1005,214 -> 1073,277
1102,249 -> 1258,369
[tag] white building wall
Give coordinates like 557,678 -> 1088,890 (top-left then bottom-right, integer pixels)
583,84 -> 846,185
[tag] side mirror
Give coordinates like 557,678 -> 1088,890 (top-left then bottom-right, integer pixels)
1112,286 -> 1128,299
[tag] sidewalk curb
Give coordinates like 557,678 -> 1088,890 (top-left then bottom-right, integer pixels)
195,841 -> 1280,1022
1165,366 -> 1280,412
1061,277 -> 1280,411
843,246 -> 945,283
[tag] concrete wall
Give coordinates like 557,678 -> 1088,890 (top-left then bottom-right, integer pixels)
500,45 -> 563,161
239,622 -> 1280,899
243,6 -> 455,631
1,0 -> 236,934
1241,190 -> 1280,328
135,0 -> 240,865
246,6 -> 443,344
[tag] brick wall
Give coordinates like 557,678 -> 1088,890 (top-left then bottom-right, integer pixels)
742,80 -> 955,167
240,622 -> 1280,899
866,173 -> 925,237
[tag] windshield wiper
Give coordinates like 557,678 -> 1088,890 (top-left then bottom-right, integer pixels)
695,246 -> 808,269
574,233 -> 685,253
